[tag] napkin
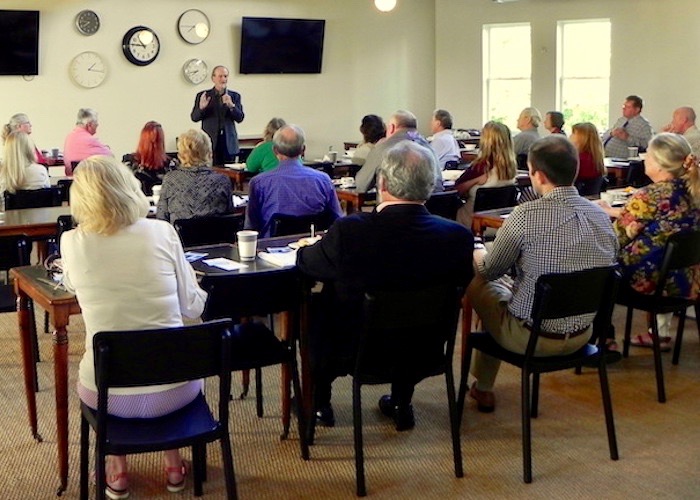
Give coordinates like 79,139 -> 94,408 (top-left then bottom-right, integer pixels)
202,258 -> 248,271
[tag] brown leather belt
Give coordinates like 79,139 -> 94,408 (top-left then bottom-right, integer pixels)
525,324 -> 590,340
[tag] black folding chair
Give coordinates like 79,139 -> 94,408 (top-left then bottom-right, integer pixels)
425,190 -> 464,220
79,320 -> 237,500
473,185 -> 518,212
458,266 -> 620,483
4,187 -> 63,209
269,211 -> 335,237
173,214 -> 244,247
617,229 -> 700,403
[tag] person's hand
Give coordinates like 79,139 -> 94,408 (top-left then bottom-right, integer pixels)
594,198 -> 611,209
612,127 -> 629,140
198,92 -> 211,110
221,94 -> 234,108
661,122 -> 675,133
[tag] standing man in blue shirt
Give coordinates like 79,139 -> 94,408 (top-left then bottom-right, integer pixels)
244,124 -> 343,237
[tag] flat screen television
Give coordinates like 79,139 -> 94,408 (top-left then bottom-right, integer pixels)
239,17 -> 325,74
0,10 -> 39,76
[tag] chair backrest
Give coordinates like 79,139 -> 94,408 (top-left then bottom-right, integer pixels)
201,269 -> 301,323
655,230 -> 700,296
93,319 -> 232,389
473,185 -> 518,212
528,266 -> 619,353
424,190 -> 464,220
355,284 -> 464,384
56,179 -> 73,203
516,154 -> 528,170
575,177 -> 606,197
269,211 -> 335,238
626,160 -> 652,188
56,215 -> 75,255
173,214 -> 244,247
4,187 -> 63,210
0,234 -> 32,273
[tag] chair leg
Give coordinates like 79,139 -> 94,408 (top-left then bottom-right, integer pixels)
95,447 -> 106,500
353,380 -> 367,497
672,309 -> 687,366
28,300 -> 40,393
530,373 -> 540,418
239,370 -> 250,399
44,310 -> 50,334
290,357 -> 310,460
649,315 -> 666,403
456,346 -> 474,424
622,307 -> 634,358
255,368 -> 264,418
219,436 -> 239,500
597,356 -> 619,460
521,369 -> 533,483
79,416 -> 89,500
445,369 -> 464,478
192,443 -> 206,496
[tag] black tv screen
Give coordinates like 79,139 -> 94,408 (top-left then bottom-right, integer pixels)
240,17 -> 325,74
0,10 -> 39,76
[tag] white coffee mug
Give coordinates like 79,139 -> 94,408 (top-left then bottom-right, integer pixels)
237,230 -> 259,261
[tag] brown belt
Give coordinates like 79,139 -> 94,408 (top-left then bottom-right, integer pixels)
524,324 -> 590,340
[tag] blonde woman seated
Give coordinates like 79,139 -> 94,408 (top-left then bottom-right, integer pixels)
61,156 -> 208,498
570,122 -> 606,191
2,113 -> 47,164
245,117 -> 286,173
454,121 -> 517,228
0,131 -> 50,195
157,129 -> 233,223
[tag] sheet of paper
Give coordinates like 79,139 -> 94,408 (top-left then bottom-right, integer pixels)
257,250 -> 298,268
202,257 -> 248,271
184,251 -> 208,262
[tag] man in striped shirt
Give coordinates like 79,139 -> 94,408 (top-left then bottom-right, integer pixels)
467,135 -> 618,412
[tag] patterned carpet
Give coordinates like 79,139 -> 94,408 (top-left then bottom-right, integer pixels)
0,306 -> 699,499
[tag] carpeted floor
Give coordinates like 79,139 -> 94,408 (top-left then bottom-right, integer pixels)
0,305 -> 699,499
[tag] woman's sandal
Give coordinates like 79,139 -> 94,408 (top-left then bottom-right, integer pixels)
105,472 -> 130,500
165,461 -> 188,493
630,334 -> 671,352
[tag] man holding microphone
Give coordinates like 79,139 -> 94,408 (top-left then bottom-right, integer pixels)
190,65 -> 245,165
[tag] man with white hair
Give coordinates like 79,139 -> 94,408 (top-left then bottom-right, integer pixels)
513,107 -> 542,156
63,108 -> 112,176
662,106 -> 700,156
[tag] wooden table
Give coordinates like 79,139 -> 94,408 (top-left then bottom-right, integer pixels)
335,187 -> 376,214
0,206 -> 72,240
11,266 -> 81,496
471,206 -> 514,235
213,166 -> 255,192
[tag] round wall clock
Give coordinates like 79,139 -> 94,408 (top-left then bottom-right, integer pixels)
183,59 -> 208,84
177,9 -> 210,44
122,26 -> 160,66
75,10 -> 100,36
69,51 -> 107,88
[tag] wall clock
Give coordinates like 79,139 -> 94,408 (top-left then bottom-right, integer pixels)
122,26 -> 160,66
75,10 -> 100,36
69,51 -> 107,88
183,59 -> 208,85
177,9 -> 210,44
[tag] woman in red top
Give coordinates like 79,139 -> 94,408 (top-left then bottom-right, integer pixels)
570,122 -> 605,181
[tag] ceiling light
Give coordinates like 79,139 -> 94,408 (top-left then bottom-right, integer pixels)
375,0 -> 397,12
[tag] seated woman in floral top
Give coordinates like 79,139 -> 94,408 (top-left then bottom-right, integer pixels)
598,133 -> 700,350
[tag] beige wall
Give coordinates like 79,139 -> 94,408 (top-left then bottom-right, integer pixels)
436,0 -> 700,132
0,0 -> 435,159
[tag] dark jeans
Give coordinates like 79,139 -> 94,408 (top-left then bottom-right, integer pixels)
213,131 -> 235,166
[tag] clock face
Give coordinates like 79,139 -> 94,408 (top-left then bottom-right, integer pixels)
183,59 -> 208,85
69,51 -> 107,88
122,26 -> 160,66
76,10 -> 100,36
178,9 -> 210,44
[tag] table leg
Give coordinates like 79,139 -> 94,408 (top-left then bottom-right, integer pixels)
299,286 -> 314,444
53,324 -> 69,496
17,293 -> 42,442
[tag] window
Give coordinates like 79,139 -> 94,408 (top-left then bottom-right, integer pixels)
482,23 -> 531,130
557,20 -> 611,132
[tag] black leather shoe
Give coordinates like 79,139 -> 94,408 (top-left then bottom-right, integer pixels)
378,395 -> 415,431
314,405 -> 335,427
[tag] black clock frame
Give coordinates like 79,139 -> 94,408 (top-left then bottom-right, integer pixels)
121,26 -> 160,66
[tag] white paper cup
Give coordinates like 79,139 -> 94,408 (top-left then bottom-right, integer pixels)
237,230 -> 258,261
328,151 -> 338,163
627,147 -> 638,159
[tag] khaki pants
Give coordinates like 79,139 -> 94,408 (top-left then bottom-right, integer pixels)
467,273 -> 591,391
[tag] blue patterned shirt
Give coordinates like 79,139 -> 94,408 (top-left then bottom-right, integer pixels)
244,158 -> 343,237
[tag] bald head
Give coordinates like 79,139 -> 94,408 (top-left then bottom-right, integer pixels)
671,107 -> 697,134
273,124 -> 305,158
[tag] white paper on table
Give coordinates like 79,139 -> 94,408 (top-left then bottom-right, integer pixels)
257,249 -> 298,268
184,251 -> 208,262
202,258 -> 248,271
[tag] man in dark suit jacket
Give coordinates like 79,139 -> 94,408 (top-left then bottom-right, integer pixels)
190,65 -> 245,165
297,140 -> 474,431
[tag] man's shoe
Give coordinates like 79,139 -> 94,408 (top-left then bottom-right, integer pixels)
378,395 -> 415,431
314,405 -> 335,427
469,382 -> 495,413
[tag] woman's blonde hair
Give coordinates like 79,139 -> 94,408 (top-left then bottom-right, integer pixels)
648,132 -> 700,202
2,113 -> 29,142
263,117 -> 287,142
571,122 -> 605,176
177,129 -> 212,168
70,156 -> 149,235
475,121 -> 517,180
1,131 -> 36,193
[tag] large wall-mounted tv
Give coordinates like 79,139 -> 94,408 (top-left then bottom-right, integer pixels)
240,17 -> 325,75
0,10 -> 39,76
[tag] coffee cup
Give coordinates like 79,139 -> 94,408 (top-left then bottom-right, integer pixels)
51,148 -> 60,158
237,230 -> 258,261
327,151 -> 338,164
627,147 -> 639,159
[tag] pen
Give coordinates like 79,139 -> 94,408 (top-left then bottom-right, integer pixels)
310,224 -> 315,238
